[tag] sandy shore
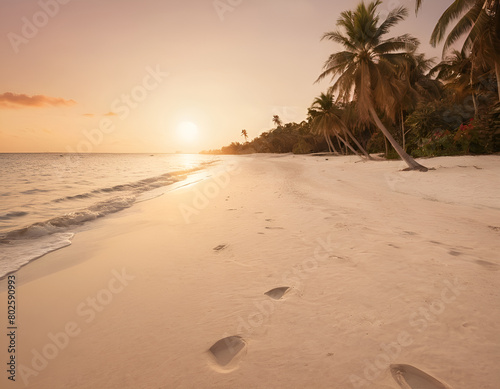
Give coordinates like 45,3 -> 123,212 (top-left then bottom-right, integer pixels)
1,154 -> 499,389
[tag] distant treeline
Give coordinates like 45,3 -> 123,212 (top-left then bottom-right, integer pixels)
201,98 -> 500,158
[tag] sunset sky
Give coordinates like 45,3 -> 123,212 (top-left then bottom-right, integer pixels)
0,0 -> 451,153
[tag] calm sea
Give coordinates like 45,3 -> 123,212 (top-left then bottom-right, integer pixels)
0,153 -> 218,278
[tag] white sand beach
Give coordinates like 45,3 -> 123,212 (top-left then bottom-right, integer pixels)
1,154 -> 499,389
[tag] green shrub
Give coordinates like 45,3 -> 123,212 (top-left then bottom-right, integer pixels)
412,119 -> 491,157
293,139 -> 313,154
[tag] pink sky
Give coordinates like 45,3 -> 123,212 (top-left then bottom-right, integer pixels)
0,0 -> 451,153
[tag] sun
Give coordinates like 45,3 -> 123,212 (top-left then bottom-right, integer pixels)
176,121 -> 199,143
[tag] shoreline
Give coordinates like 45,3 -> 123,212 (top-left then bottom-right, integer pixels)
1,154 -> 499,388
0,159 -> 220,282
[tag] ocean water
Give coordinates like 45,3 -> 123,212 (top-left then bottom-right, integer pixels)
0,153 -> 218,278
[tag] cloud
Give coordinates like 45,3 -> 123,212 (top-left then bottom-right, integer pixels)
83,112 -> 116,117
0,92 -> 76,109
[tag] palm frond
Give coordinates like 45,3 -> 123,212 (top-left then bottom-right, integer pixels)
321,31 -> 358,52
379,53 -> 413,72
373,35 -> 420,54
430,0 -> 478,47
442,1 -> 483,53
376,6 -> 409,38
415,0 -> 423,14
330,63 -> 358,102
315,51 -> 356,84
464,6 -> 494,53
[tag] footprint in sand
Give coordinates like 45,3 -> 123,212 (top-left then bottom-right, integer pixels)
390,364 -> 451,389
265,286 -> 291,300
208,288 -> 293,371
208,336 -> 247,369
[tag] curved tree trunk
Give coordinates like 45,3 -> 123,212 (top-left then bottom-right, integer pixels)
336,132 -> 364,160
335,136 -> 345,155
472,91 -> 478,119
343,127 -> 372,160
471,63 -> 478,119
401,109 -> 406,151
324,133 -> 338,154
369,106 -> 428,171
496,62 -> 500,102
324,133 -> 333,152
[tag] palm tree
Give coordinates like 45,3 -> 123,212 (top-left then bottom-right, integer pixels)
402,53 -> 442,103
309,93 -> 372,158
398,52 -> 443,148
308,94 -> 340,154
415,0 -> 423,14
241,129 -> 248,142
431,50 -> 478,112
426,0 -> 500,101
316,0 -> 428,171
272,115 -> 283,128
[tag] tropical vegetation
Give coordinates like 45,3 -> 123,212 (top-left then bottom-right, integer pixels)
201,0 -> 499,161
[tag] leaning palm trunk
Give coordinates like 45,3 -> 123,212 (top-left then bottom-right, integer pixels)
369,106 -> 428,171
324,133 -> 338,154
343,127 -> 372,159
325,134 -> 333,153
471,63 -> 478,119
335,131 -> 364,160
472,91 -> 478,119
496,62 -> 500,102
335,136 -> 345,154
401,110 -> 406,151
